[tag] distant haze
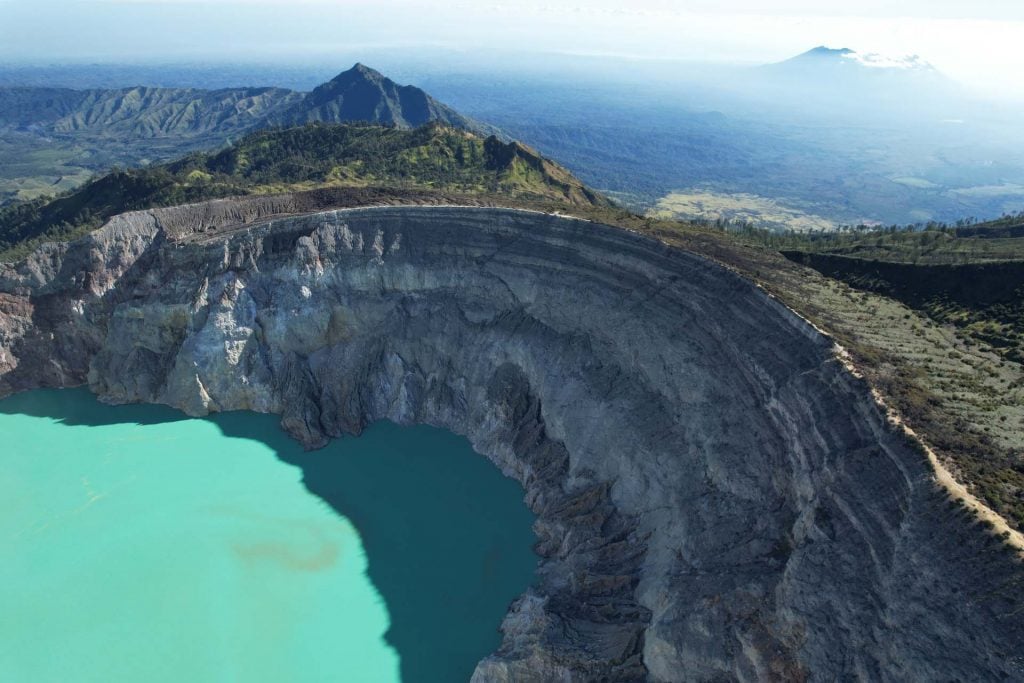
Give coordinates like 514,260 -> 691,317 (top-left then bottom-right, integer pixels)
1,0 -> 1023,99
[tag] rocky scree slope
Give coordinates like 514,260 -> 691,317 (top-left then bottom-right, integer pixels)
0,204 -> 1022,681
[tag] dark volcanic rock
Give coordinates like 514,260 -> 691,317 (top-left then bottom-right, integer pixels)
278,63 -> 491,134
1,205 -> 1023,681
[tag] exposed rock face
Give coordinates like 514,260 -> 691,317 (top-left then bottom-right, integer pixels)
1,206 -> 1022,681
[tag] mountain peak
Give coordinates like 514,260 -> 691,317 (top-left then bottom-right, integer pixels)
804,46 -> 854,58
279,63 -> 490,134
317,63 -> 388,90
782,46 -> 936,72
343,62 -> 384,80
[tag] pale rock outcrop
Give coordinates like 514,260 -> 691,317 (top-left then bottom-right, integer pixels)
1,205 -> 1022,681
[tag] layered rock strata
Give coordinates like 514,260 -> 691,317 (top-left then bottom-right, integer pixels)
1,205 -> 1022,681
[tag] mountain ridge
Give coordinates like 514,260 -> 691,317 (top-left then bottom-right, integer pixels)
0,121 -> 606,259
0,63 -> 493,140
0,63 -> 503,203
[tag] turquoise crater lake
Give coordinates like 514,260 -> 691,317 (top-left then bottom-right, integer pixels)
0,389 -> 537,682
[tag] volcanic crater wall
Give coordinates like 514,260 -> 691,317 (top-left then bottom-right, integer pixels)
1,206 -> 1022,681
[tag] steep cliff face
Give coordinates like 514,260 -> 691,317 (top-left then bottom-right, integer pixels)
1,206 -> 1022,681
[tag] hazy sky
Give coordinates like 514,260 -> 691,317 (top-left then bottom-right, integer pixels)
1,1 -> 1021,95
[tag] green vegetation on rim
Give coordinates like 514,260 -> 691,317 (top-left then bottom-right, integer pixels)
0,122 -> 606,260
758,214 -> 1024,362
739,213 -> 1024,264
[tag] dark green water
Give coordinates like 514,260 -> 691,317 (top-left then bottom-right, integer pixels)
0,388 -> 537,682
